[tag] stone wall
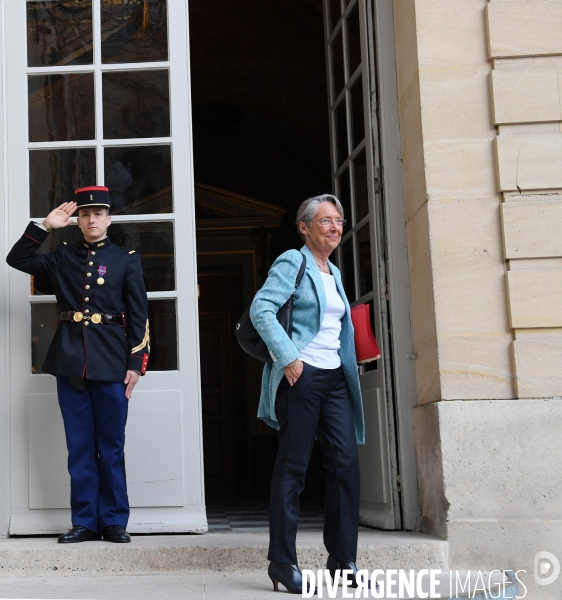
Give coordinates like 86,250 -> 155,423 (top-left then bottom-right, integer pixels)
393,0 -> 562,596
394,0 -> 513,403
488,0 -> 562,397
415,399 -> 562,597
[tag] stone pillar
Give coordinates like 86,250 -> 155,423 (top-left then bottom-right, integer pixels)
393,0 -> 562,596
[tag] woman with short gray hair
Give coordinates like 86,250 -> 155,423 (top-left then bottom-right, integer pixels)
250,194 -> 368,594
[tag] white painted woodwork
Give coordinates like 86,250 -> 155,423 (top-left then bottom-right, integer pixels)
371,0 -> 420,530
0,0 -> 9,538
324,0 -> 402,529
358,375 -> 396,528
4,0 -> 206,534
28,394 -> 69,509
125,391 -> 184,507
29,390 -> 185,509
28,391 -> 187,511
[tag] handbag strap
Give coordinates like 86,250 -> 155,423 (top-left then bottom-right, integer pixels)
290,252 -> 307,300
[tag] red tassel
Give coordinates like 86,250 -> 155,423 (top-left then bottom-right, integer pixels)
350,304 -> 381,364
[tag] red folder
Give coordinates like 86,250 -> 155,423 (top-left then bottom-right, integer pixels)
350,304 -> 381,364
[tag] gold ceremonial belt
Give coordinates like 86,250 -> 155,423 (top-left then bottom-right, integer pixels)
59,311 -> 125,326
73,312 -> 102,324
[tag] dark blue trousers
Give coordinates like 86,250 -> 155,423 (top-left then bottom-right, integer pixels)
56,375 -> 129,533
268,363 -> 360,564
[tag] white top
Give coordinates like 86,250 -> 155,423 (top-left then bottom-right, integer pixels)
299,271 -> 346,369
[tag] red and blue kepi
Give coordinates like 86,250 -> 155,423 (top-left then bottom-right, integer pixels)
74,186 -> 111,210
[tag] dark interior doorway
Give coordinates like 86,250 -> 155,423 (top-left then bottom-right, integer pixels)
189,0 -> 332,505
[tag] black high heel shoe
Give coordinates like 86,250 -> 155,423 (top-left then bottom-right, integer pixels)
326,555 -> 373,589
268,561 -> 317,594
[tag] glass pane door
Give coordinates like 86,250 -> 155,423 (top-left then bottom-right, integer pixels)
324,0 -> 401,529
6,0 -> 204,534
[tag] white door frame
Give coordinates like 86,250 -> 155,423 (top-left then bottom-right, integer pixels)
323,0 -> 401,529
2,0 -> 206,534
368,0 -> 421,531
0,1 -> 9,538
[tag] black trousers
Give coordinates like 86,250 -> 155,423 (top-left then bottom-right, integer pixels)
268,362 -> 360,564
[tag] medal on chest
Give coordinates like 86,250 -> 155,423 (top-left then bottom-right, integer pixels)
97,265 -> 107,286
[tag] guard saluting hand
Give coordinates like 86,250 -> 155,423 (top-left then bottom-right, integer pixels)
6,187 -> 150,544
43,200 -> 77,229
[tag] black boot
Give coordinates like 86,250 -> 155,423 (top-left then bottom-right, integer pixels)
268,561 -> 317,594
57,526 -> 100,543
327,555 -> 372,588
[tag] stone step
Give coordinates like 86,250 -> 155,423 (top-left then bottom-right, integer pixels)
0,530 -> 447,578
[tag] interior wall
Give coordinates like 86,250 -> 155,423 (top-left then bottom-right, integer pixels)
188,0 -> 332,260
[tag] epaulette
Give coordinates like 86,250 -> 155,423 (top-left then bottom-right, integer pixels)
129,250 -> 136,254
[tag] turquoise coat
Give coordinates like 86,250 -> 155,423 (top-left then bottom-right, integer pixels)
249,245 -> 365,444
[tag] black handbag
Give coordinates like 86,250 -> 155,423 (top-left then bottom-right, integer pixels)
234,252 -> 306,362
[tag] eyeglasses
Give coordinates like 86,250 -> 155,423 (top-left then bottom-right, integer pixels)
311,218 -> 346,227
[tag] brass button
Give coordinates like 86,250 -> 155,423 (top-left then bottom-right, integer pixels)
89,261 -> 94,266
84,321 -> 90,326
85,285 -> 90,290
85,297 -> 90,302
84,310 -> 90,314
87,273 -> 92,277
91,252 -> 96,255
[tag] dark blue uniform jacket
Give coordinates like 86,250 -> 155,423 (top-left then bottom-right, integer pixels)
7,223 -> 150,382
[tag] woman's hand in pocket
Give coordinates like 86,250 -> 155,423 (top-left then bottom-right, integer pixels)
284,359 -> 304,387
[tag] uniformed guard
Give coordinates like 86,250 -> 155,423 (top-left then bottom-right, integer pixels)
6,187 -> 150,544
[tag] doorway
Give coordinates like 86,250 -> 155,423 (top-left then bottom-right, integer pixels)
189,0 -> 412,527
189,0 -> 336,507
194,183 -> 329,505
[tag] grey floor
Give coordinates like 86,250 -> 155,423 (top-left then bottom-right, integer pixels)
206,503 -> 371,533
0,571 -> 517,599
206,503 -> 324,532
0,573 -> 333,599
